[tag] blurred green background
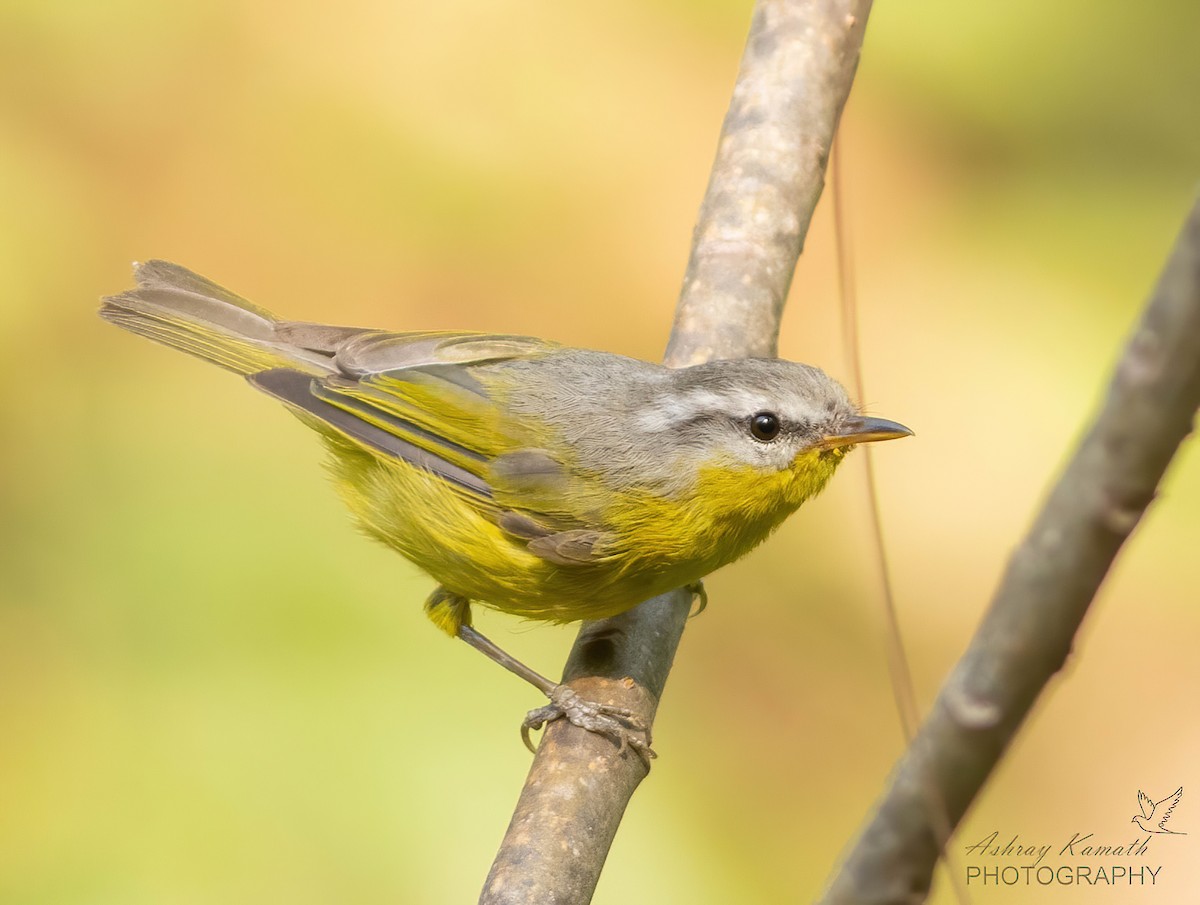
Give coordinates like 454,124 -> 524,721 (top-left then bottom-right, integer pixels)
2,1 -> 1197,902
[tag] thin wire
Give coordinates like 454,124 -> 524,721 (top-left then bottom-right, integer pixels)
830,137 -> 971,905
830,139 -> 921,743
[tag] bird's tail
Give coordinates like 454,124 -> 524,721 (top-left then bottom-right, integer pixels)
100,260 -> 357,377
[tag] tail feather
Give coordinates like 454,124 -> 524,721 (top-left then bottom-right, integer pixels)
100,260 -> 343,376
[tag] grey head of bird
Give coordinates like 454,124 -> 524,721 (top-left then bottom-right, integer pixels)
500,352 -> 911,504
635,358 -> 910,474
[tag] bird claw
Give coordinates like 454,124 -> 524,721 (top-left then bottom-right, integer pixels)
686,580 -> 708,617
521,684 -> 656,761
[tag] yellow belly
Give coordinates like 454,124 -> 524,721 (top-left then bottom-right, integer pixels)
323,434 -> 841,625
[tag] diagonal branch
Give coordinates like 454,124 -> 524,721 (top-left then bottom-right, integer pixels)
479,2 -> 874,903
819,196 -> 1200,903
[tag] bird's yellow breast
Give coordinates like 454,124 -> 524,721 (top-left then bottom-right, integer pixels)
607,447 -> 845,574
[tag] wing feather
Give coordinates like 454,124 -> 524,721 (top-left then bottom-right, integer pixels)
528,530 -> 606,566
107,262 -> 619,566
334,330 -> 557,376
250,369 -> 493,498
248,331 -> 617,566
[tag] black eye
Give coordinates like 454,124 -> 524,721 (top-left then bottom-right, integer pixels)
749,412 -> 781,442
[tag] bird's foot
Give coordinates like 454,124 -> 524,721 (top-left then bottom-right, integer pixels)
686,580 -> 708,617
521,684 -> 656,761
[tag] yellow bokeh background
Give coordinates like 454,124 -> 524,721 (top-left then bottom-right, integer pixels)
1,1 -> 1197,902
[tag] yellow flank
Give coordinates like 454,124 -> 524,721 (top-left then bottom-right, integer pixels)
324,434 -> 599,622
323,428 -> 845,630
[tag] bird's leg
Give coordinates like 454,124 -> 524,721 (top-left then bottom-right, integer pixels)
458,625 -> 655,761
426,587 -> 654,759
455,623 -> 555,695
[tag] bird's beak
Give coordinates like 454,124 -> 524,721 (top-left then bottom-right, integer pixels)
818,416 -> 914,450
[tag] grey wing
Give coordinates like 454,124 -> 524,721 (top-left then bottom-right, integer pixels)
105,260 -> 616,563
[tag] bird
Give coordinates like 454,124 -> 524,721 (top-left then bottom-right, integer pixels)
1132,787 -> 1185,834
100,260 -> 912,756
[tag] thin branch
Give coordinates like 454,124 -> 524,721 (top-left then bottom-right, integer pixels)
819,195 -> 1200,903
480,2 -> 874,903
668,0 -> 872,367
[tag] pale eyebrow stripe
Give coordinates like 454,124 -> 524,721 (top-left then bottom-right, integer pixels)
636,388 -> 824,433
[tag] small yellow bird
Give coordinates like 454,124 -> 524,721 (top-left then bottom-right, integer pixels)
101,261 -> 911,755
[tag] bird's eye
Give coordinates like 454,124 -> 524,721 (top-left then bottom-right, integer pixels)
749,412 -> 781,442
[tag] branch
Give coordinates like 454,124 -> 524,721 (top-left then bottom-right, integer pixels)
819,195 -> 1200,903
480,2 -> 874,903
667,0 -> 872,367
